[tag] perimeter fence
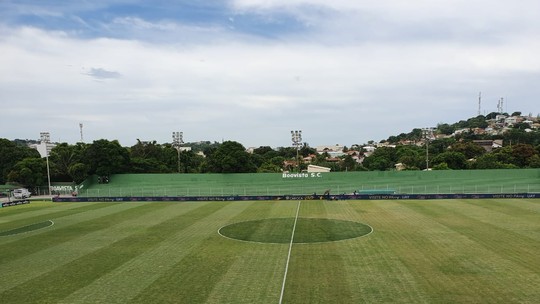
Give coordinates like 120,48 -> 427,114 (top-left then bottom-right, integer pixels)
74,183 -> 540,197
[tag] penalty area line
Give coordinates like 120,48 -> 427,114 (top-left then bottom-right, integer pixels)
279,201 -> 301,304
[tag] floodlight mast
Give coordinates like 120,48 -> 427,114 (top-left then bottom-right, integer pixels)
40,132 -> 52,196
422,128 -> 434,170
172,131 -> 184,173
291,130 -> 302,172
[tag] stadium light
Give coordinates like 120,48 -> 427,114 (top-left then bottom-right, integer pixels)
172,131 -> 184,173
291,130 -> 302,172
40,132 -> 52,196
422,128 -> 434,170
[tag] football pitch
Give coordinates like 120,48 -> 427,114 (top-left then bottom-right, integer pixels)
1,199 -> 539,303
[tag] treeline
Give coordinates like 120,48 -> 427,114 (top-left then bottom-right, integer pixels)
0,139 -> 317,189
1,113 -> 540,189
363,140 -> 540,171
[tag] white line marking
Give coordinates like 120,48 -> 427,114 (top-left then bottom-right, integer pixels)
279,201 -> 301,304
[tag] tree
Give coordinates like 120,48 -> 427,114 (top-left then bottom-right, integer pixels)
437,123 -> 455,135
7,158 -> 47,189
205,141 -> 256,173
340,155 -> 357,171
362,147 -> 396,171
83,139 -> 130,176
395,145 -> 424,169
511,144 -> 537,167
432,151 -> 467,169
299,144 -> 316,157
49,142 -> 88,182
0,138 -> 40,184
129,157 -> 168,173
429,138 -> 456,154
257,162 -> 282,173
450,142 -> 485,159
528,155 -> 540,168
485,112 -> 499,120
472,153 -> 505,169
432,162 -> 451,170
178,150 -> 205,173
69,163 -> 90,184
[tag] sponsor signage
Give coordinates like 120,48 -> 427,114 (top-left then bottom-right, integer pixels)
1,200 -> 30,208
53,193 -> 540,203
282,172 -> 322,179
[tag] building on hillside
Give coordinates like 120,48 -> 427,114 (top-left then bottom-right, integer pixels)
473,139 -> 503,152
452,128 -> 470,136
316,144 -> 345,158
307,165 -> 331,173
505,116 -> 519,125
303,154 -> 317,163
362,145 -> 376,157
394,163 -> 407,171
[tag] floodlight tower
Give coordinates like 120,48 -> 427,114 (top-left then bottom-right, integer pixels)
172,131 -> 184,173
422,128 -> 434,170
291,130 -> 302,172
40,132 -> 52,196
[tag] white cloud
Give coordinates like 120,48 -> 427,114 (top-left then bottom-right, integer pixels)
1,1 -> 540,147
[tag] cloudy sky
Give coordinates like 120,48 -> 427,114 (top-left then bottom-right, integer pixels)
1,1 -> 539,148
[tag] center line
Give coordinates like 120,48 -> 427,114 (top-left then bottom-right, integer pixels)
279,201 -> 301,304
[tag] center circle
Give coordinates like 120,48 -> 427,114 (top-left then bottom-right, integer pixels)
219,218 -> 372,244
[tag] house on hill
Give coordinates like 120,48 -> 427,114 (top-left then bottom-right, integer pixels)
473,139 -> 503,152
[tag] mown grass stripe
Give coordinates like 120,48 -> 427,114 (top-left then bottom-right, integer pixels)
0,202 -> 94,220
391,200 -> 539,302
0,203 -> 111,236
204,241 -> 286,303
408,201 -> 540,272
341,200 -> 430,303
281,201 -> 355,303
285,242 -> 353,303
129,233 -> 249,304
124,202 -> 259,304
0,202 -> 58,218
60,201 -> 252,304
0,203 -> 166,294
0,203 -> 146,264
466,199 -> 540,219
0,202 -> 230,304
327,201 -> 430,303
451,199 -> 540,241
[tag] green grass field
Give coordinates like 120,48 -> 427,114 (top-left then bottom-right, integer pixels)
1,199 -> 539,303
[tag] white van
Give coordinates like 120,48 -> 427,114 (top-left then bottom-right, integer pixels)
13,188 -> 31,199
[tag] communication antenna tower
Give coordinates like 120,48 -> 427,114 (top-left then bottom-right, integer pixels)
497,98 -> 504,114
478,92 -> 481,116
79,123 -> 84,143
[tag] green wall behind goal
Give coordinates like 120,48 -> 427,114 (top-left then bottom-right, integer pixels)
78,169 -> 540,197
